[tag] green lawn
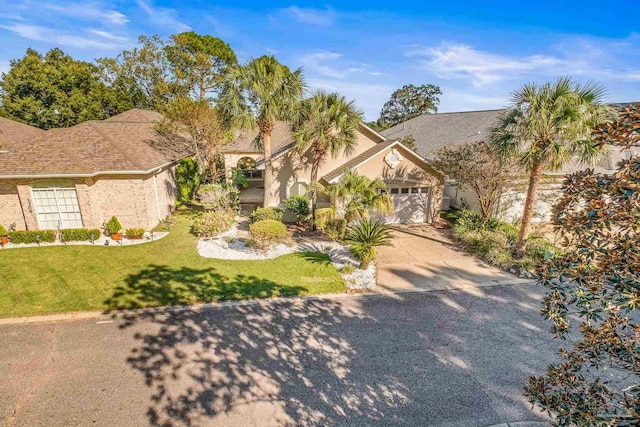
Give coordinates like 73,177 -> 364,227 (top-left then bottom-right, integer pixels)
0,213 -> 345,318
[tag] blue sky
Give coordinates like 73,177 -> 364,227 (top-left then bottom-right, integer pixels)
1,0 -> 639,120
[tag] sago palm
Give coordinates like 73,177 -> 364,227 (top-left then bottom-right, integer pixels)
345,218 -> 393,268
292,91 -> 363,229
219,55 -> 305,207
491,76 -> 615,254
315,169 -> 393,229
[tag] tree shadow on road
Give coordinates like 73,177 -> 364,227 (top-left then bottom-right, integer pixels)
110,265 -> 557,426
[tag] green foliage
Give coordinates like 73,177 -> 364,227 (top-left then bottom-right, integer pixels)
434,141 -> 521,220
249,219 -> 288,243
315,169 -> 393,230
229,168 -> 248,189
1,48 -> 125,129
166,31 -> 237,100
60,228 -> 101,242
491,77 -> 616,251
524,104 -> 640,425
378,84 -> 442,128
97,35 -> 185,110
8,230 -> 56,244
345,219 -> 392,268
192,209 -> 235,238
197,183 -> 239,211
341,263 -> 357,274
452,209 -> 556,271
125,228 -> 145,237
106,217 -> 122,235
283,195 -> 310,223
398,135 -> 417,152
0,225 -> 6,236
249,207 -> 283,224
321,219 -> 347,242
175,158 -> 200,206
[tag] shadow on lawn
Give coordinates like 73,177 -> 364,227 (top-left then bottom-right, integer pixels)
105,264 -> 306,310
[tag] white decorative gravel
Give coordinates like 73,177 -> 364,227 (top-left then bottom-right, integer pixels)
197,237 -> 376,290
0,231 -> 169,249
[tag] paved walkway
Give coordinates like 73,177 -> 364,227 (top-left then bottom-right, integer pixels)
377,225 -> 526,293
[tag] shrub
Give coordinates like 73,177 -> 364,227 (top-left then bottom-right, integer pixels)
320,219 -> 347,241
106,216 -> 122,235
249,219 -> 288,243
283,195 -> 310,223
341,263 -> 357,275
8,230 -> 56,244
197,183 -> 239,211
193,209 -> 235,238
0,224 -> 6,236
125,228 -> 145,237
249,207 -> 283,224
60,228 -> 101,241
175,157 -> 200,207
345,219 -> 392,268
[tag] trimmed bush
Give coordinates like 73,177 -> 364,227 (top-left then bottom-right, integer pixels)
175,157 -> 200,207
125,228 -> 145,237
283,195 -> 310,223
249,219 -> 288,242
193,209 -> 235,238
8,230 -> 56,244
106,216 -> 122,235
249,207 -> 283,224
60,228 -> 101,242
0,224 -> 7,236
197,183 -> 239,211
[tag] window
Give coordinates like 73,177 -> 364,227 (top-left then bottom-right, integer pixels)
236,157 -> 262,180
390,188 -> 399,194
289,181 -> 308,197
420,187 -> 429,194
400,188 -> 409,194
32,187 -> 83,229
411,188 -> 419,194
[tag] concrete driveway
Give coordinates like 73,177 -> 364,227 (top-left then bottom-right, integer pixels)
377,225 -> 524,293
0,285 -> 556,427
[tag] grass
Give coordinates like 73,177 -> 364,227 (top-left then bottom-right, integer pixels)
0,212 -> 345,318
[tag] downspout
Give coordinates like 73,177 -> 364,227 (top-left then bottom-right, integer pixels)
152,172 -> 162,222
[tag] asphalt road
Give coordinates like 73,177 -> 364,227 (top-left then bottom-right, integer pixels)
0,284 -> 558,427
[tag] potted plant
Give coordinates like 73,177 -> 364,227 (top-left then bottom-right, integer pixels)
106,216 -> 122,241
0,224 -> 8,246
125,228 -> 145,240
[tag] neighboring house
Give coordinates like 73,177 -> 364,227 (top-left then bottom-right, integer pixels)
222,122 -> 445,223
0,109 -> 183,231
381,105 -> 637,222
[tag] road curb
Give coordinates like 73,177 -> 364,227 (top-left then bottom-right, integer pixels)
0,279 -> 535,326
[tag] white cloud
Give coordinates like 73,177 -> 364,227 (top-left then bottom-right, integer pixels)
0,23 -> 128,50
136,0 -> 191,32
299,51 -> 366,79
281,6 -> 335,26
39,2 -> 128,26
408,43 -> 565,86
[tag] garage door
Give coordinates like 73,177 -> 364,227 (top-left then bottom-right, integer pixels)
387,187 -> 430,224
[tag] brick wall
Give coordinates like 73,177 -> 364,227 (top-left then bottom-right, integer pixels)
0,180 -> 26,230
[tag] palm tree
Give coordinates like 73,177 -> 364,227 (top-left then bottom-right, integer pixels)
345,218 -> 393,268
292,91 -> 364,229
315,169 -> 393,234
219,55 -> 305,207
491,77 -> 615,254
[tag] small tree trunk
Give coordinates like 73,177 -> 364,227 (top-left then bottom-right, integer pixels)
262,130 -> 273,207
310,157 -> 320,230
516,160 -> 544,256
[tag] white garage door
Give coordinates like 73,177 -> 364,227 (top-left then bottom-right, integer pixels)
387,187 -> 430,224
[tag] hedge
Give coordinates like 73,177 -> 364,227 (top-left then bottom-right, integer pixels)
60,228 -> 101,242
249,207 -> 283,224
249,219 -> 288,242
8,230 -> 57,244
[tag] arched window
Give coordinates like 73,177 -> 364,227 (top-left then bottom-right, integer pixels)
237,157 -> 256,170
236,157 -> 261,180
289,181 -> 308,197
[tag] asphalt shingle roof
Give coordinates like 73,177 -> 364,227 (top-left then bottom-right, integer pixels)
0,109 -> 185,177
